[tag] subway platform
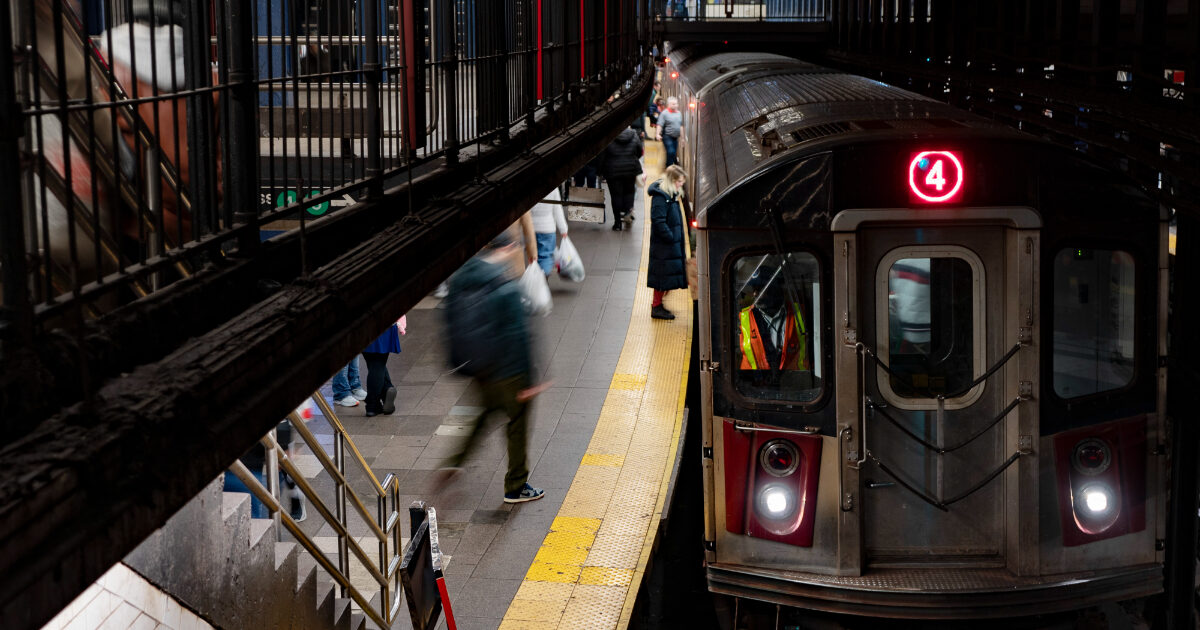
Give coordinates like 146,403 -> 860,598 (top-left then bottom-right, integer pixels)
290,143 -> 693,629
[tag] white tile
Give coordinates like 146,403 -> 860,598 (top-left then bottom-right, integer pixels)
97,602 -> 140,630
159,599 -> 182,630
177,608 -> 211,630
64,590 -> 119,630
47,582 -> 103,629
435,425 -> 472,437
126,614 -> 158,630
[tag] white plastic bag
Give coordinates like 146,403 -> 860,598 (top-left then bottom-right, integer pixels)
554,235 -> 586,282
520,262 -> 553,316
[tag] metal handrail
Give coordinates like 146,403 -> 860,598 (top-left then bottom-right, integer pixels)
311,394 -> 387,496
228,392 -> 405,627
227,460 -> 390,629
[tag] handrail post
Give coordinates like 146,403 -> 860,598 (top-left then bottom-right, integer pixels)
335,432 -> 349,598
224,0 -> 260,254
441,0 -> 459,164
267,425 -> 281,541
364,0 -> 383,197
377,490 -> 388,623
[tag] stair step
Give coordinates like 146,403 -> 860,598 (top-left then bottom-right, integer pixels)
221,492 -> 250,526
275,542 -> 297,572
350,612 -> 368,630
333,597 -> 353,630
249,518 -> 273,548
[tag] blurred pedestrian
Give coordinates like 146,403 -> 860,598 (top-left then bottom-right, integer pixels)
602,123 -> 644,231
572,153 -> 604,189
442,232 -> 547,503
647,165 -> 689,320
362,322 -> 401,417
658,97 -> 683,167
331,356 -> 367,407
530,188 -> 569,275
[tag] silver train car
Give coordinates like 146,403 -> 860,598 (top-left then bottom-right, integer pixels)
662,48 -> 1169,621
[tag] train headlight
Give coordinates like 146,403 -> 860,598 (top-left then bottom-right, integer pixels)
1072,438 -> 1112,475
757,484 -> 795,519
1081,484 -> 1113,515
759,440 -> 800,477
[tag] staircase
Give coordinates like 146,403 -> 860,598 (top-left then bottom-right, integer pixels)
122,477 -> 367,630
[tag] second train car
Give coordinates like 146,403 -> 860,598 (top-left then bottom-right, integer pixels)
660,48 -> 1168,621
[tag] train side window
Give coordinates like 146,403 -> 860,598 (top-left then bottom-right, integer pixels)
877,247 -> 985,407
731,252 -> 822,403
1052,248 -> 1136,399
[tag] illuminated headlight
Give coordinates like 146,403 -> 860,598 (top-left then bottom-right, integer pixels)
1081,484 -> 1113,515
757,484 -> 795,519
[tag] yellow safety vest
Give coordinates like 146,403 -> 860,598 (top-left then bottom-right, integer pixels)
739,303 -> 809,370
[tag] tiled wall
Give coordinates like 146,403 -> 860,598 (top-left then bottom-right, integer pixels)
39,564 -> 214,630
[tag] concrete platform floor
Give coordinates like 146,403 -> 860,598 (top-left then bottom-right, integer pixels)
294,181 -> 650,629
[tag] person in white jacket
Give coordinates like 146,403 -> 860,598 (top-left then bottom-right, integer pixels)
530,187 -> 569,276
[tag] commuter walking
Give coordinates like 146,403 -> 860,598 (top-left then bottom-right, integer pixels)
658,97 -> 684,167
530,188 -> 569,274
602,123 -> 645,231
443,232 -> 546,503
647,165 -> 689,320
331,356 -> 367,407
362,322 -> 401,417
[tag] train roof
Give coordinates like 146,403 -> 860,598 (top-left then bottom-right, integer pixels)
668,48 -> 1022,208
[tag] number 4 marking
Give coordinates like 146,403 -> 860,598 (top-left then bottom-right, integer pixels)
925,159 -> 946,191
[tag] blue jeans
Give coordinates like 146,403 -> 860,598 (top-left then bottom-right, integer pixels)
224,469 -> 269,518
331,356 -> 361,399
535,232 -> 557,274
663,134 -> 678,167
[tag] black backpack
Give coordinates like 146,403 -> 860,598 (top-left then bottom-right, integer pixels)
443,277 -> 502,376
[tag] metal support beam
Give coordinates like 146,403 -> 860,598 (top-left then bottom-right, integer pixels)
0,3 -> 31,347
0,66 -> 652,630
225,0 -> 259,253
1164,214 -> 1200,630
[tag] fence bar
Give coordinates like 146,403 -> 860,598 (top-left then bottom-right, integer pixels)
441,0 -> 459,164
184,0 -> 217,237
0,4 -> 30,343
364,0 -> 383,197
224,0 -> 259,253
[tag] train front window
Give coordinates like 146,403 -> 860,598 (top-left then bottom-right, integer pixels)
732,252 -> 822,403
881,251 -> 981,401
1052,248 -> 1136,399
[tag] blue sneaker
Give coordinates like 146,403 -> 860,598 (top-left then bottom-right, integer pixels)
503,483 -> 545,504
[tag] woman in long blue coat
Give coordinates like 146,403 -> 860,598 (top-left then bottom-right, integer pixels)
646,164 -> 689,320
362,321 -> 401,416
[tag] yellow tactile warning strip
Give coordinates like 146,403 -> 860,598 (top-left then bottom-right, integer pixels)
500,141 -> 692,629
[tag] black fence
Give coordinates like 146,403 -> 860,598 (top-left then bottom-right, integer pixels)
824,0 -> 1199,223
0,0 -> 647,338
653,0 -> 829,22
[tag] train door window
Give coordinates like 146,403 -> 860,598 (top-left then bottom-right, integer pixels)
732,252 -> 822,403
876,247 -> 985,407
1052,248 -> 1136,399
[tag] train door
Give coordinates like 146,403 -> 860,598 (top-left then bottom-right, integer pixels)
835,214 -> 1040,570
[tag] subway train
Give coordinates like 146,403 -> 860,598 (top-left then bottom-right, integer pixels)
660,48 -> 1168,622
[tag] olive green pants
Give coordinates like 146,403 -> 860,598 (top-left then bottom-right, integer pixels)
451,375 -> 530,495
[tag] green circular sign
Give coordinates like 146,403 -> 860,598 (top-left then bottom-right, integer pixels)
305,190 -> 330,216
275,190 -> 298,207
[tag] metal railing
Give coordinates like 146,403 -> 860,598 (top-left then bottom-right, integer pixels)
1,0 -> 646,332
654,0 -> 829,21
227,391 -> 405,628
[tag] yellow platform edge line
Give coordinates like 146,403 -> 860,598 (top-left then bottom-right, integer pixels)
502,139 -> 691,629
